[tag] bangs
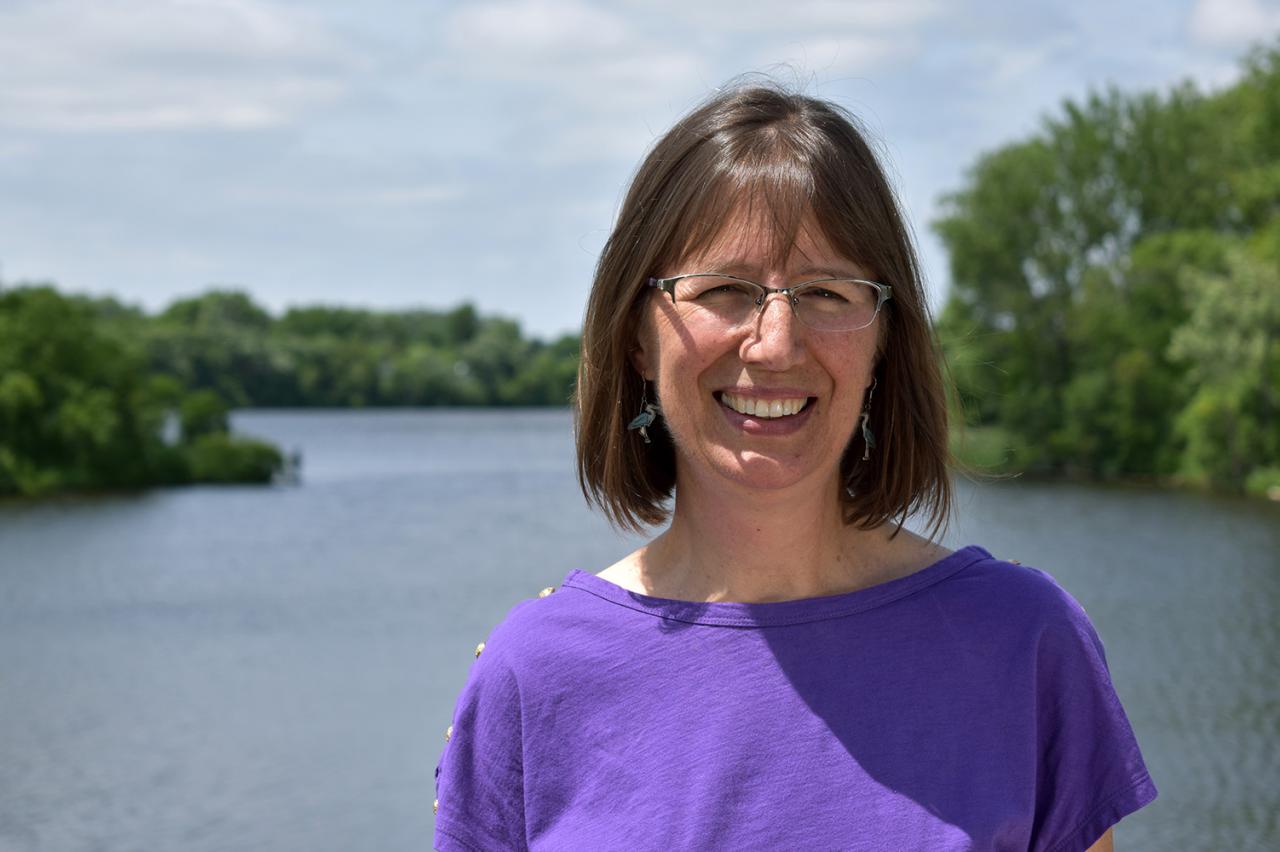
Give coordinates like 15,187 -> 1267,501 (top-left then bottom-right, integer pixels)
657,126 -> 875,277
661,131 -> 812,273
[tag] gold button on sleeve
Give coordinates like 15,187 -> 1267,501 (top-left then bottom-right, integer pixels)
444,724 -> 452,742
474,641 -> 485,658
538,586 -> 557,598
433,798 -> 438,815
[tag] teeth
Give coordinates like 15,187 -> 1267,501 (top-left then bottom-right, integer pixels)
721,393 -> 809,419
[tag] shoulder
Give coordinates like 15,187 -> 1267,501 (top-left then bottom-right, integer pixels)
934,547 -> 1106,653
488,576 -> 586,635
474,581 -> 565,651
953,547 -> 1086,612
879,532 -> 1078,624
467,576 -> 600,678
440,581 -> 572,744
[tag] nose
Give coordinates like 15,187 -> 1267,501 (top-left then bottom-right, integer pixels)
739,292 -> 807,369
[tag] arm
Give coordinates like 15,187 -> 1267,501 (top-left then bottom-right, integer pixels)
1026,570 -> 1157,852
1084,827 -> 1114,852
434,632 -> 529,852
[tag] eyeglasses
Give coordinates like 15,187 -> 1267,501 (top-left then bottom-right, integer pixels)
647,272 -> 892,333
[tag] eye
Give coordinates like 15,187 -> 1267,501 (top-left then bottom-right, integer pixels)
801,287 -> 850,303
676,275 -> 756,301
704,283 -> 747,296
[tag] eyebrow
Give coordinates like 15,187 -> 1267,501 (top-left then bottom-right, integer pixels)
705,259 -> 869,279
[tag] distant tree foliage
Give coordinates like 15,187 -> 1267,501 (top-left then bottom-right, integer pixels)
0,283 -> 578,496
135,294 -> 576,409
140,295 -> 579,409
935,40 -> 1280,496
0,286 -> 281,497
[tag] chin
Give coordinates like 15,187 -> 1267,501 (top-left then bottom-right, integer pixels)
708,448 -> 822,492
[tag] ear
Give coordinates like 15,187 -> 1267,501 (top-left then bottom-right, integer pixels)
629,314 -> 657,381
629,343 -> 654,382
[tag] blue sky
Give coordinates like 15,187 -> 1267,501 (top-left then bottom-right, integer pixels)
1,0 -> 1277,338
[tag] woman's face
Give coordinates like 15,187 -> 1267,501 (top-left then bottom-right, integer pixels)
633,207 -> 883,495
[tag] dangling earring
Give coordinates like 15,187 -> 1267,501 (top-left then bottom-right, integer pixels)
627,379 -> 661,444
859,376 -> 877,461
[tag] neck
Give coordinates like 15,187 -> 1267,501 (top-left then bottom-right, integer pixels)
642,462 -> 895,603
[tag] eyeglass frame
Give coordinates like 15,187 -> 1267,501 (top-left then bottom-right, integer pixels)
646,272 -> 893,332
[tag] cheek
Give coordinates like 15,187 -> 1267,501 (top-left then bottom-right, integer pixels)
823,345 -> 877,416
654,349 -> 706,413
650,340 -> 726,443
647,314 -> 719,386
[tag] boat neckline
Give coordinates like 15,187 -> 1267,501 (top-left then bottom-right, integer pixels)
559,544 -> 994,627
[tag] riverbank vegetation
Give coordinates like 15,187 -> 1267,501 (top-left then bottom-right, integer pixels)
139,292 -> 579,408
0,287 -> 283,497
0,285 -> 577,497
937,41 -> 1280,499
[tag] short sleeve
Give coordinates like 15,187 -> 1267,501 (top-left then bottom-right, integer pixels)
1026,569 -> 1158,852
434,630 -> 528,852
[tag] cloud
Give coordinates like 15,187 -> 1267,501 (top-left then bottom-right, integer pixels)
442,0 -> 700,93
221,181 -> 468,208
755,35 -> 920,78
0,139 -> 38,161
625,0 -> 941,33
0,0 -> 359,131
979,33 -> 1077,88
1189,0 -> 1280,48
449,0 -> 629,53
436,0 -> 946,164
436,0 -> 708,163
359,184 -> 468,206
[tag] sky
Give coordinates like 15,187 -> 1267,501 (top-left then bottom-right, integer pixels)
1,0 -> 1278,339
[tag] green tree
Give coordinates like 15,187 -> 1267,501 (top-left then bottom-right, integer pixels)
180,389 -> 230,441
0,286 -> 286,497
1167,247 -> 1280,487
935,39 -> 1280,493
160,289 -> 273,332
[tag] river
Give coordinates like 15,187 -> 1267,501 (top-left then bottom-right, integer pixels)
0,409 -> 1275,851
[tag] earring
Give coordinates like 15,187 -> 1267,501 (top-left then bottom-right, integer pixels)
627,380 -> 661,444
859,376 -> 877,461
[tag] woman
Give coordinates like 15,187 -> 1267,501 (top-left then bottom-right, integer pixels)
434,83 -> 1157,851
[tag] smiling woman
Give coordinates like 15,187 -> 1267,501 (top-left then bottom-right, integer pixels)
574,81 -> 952,541
432,81 -> 1158,851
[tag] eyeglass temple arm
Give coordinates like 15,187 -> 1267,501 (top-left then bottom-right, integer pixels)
646,277 -> 678,303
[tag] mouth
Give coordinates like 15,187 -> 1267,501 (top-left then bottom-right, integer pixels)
715,391 -> 815,420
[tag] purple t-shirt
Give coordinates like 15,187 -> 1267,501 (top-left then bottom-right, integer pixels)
433,545 -> 1157,851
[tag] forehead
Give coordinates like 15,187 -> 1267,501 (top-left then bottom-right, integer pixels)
677,204 -> 862,275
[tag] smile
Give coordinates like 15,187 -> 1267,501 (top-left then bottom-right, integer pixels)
717,392 -> 813,419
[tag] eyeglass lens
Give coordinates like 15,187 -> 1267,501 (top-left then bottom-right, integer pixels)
670,275 -> 880,331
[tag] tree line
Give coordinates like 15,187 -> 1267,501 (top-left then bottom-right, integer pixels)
935,40 -> 1280,499
128,291 -> 579,408
0,286 -> 579,497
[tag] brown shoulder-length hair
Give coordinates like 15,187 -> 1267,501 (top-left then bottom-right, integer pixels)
575,79 -> 955,540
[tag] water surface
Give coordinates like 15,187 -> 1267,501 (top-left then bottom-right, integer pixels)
0,409 -> 1275,851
